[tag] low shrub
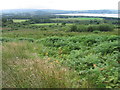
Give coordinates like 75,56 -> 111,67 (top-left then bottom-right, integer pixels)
0,37 -> 14,42
18,37 -> 34,42
98,24 -> 114,31
87,25 -> 98,32
69,24 -> 114,32
93,30 -> 101,33
69,25 -> 77,32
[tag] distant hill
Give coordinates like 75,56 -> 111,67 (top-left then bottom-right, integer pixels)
1,9 -> 53,18
2,9 -> 118,14
1,9 -> 118,19
2,9 -> 52,15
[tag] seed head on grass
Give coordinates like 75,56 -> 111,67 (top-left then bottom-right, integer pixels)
55,60 -> 59,63
93,64 -> 97,68
47,58 -> 51,60
45,52 -> 48,56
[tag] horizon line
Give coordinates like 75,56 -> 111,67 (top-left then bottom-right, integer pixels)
1,8 -> 118,11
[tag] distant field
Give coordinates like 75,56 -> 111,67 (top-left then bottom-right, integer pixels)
31,23 -> 58,26
13,19 -> 28,23
31,23 -> 73,26
51,18 -> 103,21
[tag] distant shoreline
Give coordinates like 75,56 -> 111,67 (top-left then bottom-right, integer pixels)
56,13 -> 118,18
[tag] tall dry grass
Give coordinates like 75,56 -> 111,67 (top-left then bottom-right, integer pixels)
2,42 -> 81,88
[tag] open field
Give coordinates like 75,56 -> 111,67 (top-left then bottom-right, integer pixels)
30,23 -> 73,26
31,23 -> 60,26
2,27 -> 118,39
13,19 -> 28,23
51,18 -> 103,21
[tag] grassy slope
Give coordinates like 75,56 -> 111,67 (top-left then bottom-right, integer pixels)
2,25 -> 119,88
2,42 -> 81,88
2,28 -> 118,39
30,23 -> 73,26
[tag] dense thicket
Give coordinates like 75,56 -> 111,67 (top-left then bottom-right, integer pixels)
69,24 -> 114,32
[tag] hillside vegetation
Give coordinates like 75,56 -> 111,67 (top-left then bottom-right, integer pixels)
1,13 -> 120,88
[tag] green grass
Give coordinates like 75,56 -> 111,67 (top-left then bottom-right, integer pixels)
2,29 -> 80,39
2,41 -> 82,88
31,23 -> 73,26
36,35 -> 119,88
2,28 -> 118,39
2,24 -> 119,88
51,18 -> 103,21
2,34 -> 119,88
31,23 -> 57,26
13,19 -> 28,23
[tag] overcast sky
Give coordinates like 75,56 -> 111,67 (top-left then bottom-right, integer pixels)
0,0 -> 119,10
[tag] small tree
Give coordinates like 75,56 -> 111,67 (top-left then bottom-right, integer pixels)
87,25 -> 98,32
77,25 -> 87,32
61,22 -> 66,26
99,24 -> 114,31
70,25 -> 77,32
